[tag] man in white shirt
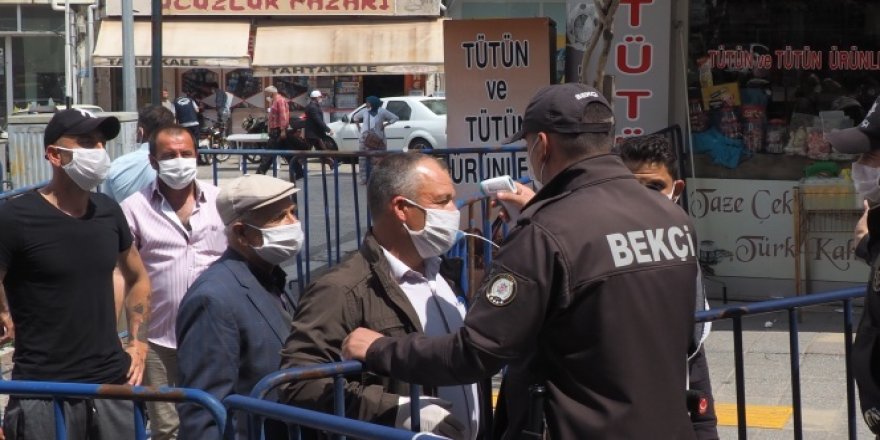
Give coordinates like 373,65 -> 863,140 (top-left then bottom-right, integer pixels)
119,125 -> 227,439
280,152 -> 487,439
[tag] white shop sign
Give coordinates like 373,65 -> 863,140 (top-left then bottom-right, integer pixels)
687,178 -> 867,283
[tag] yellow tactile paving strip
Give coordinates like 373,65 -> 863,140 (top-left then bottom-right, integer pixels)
715,403 -> 793,429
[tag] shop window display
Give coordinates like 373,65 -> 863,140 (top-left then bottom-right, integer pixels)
687,0 -> 880,180
181,69 -> 219,105
226,69 -> 263,106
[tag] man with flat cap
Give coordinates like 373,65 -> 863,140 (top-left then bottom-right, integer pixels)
344,83 -> 700,439
176,174 -> 302,439
828,95 -> 880,438
0,109 -> 152,439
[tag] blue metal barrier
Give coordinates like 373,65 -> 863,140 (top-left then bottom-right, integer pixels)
0,380 -> 226,440
224,395 -> 444,440
695,286 -> 865,440
248,361 -> 422,440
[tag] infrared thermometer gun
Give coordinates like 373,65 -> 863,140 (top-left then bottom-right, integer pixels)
480,175 -> 521,223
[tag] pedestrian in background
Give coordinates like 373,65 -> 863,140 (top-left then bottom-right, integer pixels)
617,134 -> 718,440
352,96 -> 398,184
343,83 -> 700,439
0,109 -> 152,439
257,86 -> 290,176
120,125 -> 227,440
177,174 -> 301,439
173,91 -> 200,147
104,105 -> 175,203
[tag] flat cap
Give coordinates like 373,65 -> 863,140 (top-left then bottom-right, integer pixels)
216,175 -> 298,225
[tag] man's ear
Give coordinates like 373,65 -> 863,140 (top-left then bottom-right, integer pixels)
149,154 -> 160,172
45,146 -> 64,166
672,179 -> 686,200
390,196 -> 409,223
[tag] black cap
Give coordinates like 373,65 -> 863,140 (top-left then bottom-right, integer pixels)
827,96 -> 880,154
44,109 -> 121,147
505,83 -> 614,144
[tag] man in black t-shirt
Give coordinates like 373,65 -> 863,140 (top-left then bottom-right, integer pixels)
0,109 -> 152,439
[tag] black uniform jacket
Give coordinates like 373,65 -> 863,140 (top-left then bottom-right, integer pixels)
366,154 -> 699,439
279,234 -> 493,437
853,207 -> 880,418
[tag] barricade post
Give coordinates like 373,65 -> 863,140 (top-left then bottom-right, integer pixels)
225,395 -> 443,440
694,286 -> 865,440
0,380 -> 226,439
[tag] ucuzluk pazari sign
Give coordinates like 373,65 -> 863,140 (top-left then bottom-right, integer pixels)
160,0 -> 440,15
688,178 -> 868,283
444,18 -> 556,190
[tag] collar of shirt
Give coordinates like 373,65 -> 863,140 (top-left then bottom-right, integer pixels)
149,179 -> 206,236
381,247 -> 441,284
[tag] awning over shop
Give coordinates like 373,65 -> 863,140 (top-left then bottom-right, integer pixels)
93,21 -> 251,69
252,19 -> 444,77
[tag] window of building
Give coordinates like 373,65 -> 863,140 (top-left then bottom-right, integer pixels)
688,0 -> 880,180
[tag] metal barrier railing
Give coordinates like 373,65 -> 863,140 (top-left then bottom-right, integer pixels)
248,361 -> 422,440
0,380 -> 227,440
224,395 -> 443,440
695,286 -> 865,440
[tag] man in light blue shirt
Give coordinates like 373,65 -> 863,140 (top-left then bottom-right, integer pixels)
104,106 -> 176,203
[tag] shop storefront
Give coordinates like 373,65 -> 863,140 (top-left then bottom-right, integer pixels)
98,0 -> 444,132
683,0 -> 878,297
0,3 -> 67,128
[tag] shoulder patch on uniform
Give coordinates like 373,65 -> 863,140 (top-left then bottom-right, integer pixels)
486,273 -> 517,307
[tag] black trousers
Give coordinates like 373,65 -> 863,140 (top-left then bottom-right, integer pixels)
257,129 -> 305,179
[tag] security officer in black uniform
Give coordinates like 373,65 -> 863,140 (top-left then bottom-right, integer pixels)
828,96 -> 880,437
343,83 -> 699,439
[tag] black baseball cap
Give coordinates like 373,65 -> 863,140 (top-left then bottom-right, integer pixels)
505,83 -> 614,144
827,96 -> 880,154
44,108 -> 121,147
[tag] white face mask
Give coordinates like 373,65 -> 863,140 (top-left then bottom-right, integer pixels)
527,137 -> 545,190
157,157 -> 198,190
402,198 -> 461,259
248,222 -> 304,265
853,162 -> 880,203
53,146 -> 111,191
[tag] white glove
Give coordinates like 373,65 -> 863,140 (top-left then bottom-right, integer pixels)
395,396 -> 465,439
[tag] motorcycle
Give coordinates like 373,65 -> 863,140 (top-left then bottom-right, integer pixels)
198,117 -> 231,164
240,113 -> 309,165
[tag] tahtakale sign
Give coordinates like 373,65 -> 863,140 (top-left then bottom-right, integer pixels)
253,64 -> 443,77
93,56 -> 251,69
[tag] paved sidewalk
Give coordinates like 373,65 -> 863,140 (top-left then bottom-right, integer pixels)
705,300 -> 873,439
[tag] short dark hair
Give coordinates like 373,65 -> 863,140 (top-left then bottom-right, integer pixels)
138,105 -> 175,141
367,152 -> 444,219
149,124 -> 196,157
550,102 -> 616,158
616,134 -> 679,179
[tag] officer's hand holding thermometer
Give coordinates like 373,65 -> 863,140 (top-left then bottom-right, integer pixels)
481,176 -> 535,224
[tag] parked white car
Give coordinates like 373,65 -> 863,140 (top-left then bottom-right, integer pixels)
327,96 -> 446,152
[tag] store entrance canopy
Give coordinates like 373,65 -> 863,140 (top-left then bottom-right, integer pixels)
93,21 -> 251,69
252,19 -> 444,77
